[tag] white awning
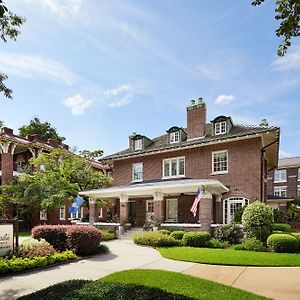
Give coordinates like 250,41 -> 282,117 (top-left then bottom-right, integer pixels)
80,179 -> 229,199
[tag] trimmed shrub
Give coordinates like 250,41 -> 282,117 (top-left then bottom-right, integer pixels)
291,233 -> 300,250
267,234 -> 299,253
170,231 -> 186,240
159,229 -> 170,235
133,232 -> 180,247
214,223 -> 243,244
32,225 -> 68,251
242,201 -> 274,243
67,226 -> 102,255
182,232 -> 211,247
208,239 -> 230,249
18,280 -> 191,300
100,229 -> 116,241
233,238 -> 266,252
0,251 -> 75,275
272,223 -> 292,232
19,238 -> 56,258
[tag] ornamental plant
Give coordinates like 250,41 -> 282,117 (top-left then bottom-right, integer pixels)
19,238 -> 55,258
182,232 -> 211,247
214,223 -> 243,244
242,201 -> 274,243
267,234 -> 299,253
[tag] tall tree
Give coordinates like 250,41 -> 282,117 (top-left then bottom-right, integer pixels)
0,0 -> 26,99
252,0 -> 300,56
79,149 -> 103,160
19,117 -> 65,143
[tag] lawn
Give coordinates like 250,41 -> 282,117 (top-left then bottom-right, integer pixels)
158,247 -> 300,266
101,269 -> 268,300
18,231 -> 31,238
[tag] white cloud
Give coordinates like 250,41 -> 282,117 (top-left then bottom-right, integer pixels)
24,0 -> 82,18
215,95 -> 235,104
272,46 -> 300,71
110,19 -> 138,40
279,150 -> 292,158
196,66 -> 220,81
0,51 -> 78,85
103,84 -> 136,108
63,94 -> 93,115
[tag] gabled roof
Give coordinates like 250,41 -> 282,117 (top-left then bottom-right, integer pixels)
101,123 -> 279,161
278,156 -> 300,168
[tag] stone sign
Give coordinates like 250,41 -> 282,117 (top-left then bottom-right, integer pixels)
0,224 -> 13,256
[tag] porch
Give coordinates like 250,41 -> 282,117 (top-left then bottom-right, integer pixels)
80,179 -> 229,232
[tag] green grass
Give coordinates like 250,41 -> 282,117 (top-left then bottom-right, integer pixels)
18,231 -> 31,237
158,247 -> 300,266
101,269 -> 268,300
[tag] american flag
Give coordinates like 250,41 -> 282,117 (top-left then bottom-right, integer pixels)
190,188 -> 202,217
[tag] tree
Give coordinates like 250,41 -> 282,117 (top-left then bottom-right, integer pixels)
0,148 -> 111,224
252,0 -> 300,56
79,149 -> 103,160
19,117 -> 65,143
0,120 -> 4,128
0,0 -> 25,99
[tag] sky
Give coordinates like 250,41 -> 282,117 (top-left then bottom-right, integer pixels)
1,0 -> 300,158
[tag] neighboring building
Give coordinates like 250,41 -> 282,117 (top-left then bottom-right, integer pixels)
82,98 -> 280,231
0,127 -> 108,226
267,156 -> 300,210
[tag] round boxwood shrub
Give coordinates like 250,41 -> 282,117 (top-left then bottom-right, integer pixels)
272,223 -> 292,233
159,229 -> 170,235
182,232 -> 210,247
291,233 -> 300,250
267,234 -> 299,253
133,232 -> 180,247
242,201 -> 274,243
170,231 -> 186,240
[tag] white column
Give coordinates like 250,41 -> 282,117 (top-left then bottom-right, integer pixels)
119,195 -> 129,223
153,192 -> 165,224
89,198 -> 96,225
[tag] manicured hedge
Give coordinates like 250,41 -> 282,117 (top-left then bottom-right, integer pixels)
234,238 -> 266,252
170,231 -> 186,240
100,229 -> 116,241
32,225 -> 102,255
267,234 -> 299,253
291,233 -> 300,250
159,229 -> 170,235
0,251 -> 75,275
18,280 -> 191,300
182,232 -> 210,247
272,223 -> 292,233
133,232 -> 180,247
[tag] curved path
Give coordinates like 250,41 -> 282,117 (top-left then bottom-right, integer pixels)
1,237 -> 300,300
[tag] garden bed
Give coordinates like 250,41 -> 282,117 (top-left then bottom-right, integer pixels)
158,247 -> 300,266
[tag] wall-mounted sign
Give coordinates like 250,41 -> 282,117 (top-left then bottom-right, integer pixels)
0,224 -> 13,256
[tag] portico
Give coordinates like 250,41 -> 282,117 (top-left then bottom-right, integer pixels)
80,179 -> 229,231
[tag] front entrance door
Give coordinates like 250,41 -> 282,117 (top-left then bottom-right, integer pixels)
146,200 -> 154,221
166,198 -> 178,222
128,201 -> 136,226
224,197 -> 249,224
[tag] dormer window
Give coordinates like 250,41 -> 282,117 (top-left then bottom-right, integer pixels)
214,121 -> 227,135
134,139 -> 142,150
170,131 -> 180,143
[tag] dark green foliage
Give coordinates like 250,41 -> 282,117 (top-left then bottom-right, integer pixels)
273,210 -> 288,223
133,232 -> 180,247
233,238 -> 266,252
0,251 -> 75,274
242,201 -> 274,243
182,232 -> 211,247
79,149 -> 103,160
208,239 -> 230,249
170,231 -> 186,240
272,223 -> 292,232
214,223 -> 244,244
291,233 -> 300,250
18,280 -> 191,300
267,233 -> 299,253
159,229 -> 170,235
19,117 -> 65,142
233,205 -> 246,223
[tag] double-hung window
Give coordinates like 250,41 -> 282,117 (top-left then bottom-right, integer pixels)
214,121 -> 227,135
274,187 -> 287,197
134,139 -> 142,150
163,157 -> 185,178
132,163 -> 143,182
170,131 -> 180,143
212,150 -> 228,174
40,210 -> 47,221
59,206 -> 65,220
70,207 -> 83,219
274,169 -> 287,182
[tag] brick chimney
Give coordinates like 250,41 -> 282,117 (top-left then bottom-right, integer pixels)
187,97 -> 206,140
1,127 -> 13,135
27,134 -> 45,143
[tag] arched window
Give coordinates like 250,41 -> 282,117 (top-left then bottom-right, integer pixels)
223,197 -> 249,224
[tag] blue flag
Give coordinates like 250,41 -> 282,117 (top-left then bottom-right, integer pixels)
69,195 -> 84,214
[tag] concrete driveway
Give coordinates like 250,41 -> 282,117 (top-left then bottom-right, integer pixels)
0,237 -> 300,300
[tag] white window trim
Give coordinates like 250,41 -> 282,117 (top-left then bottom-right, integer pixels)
223,197 -> 249,224
132,162 -> 143,182
69,207 -> 84,220
40,210 -> 47,221
59,206 -> 66,220
274,186 -> 287,197
98,207 -> 103,218
274,169 -> 287,183
134,139 -> 142,151
212,150 -> 228,175
162,156 -> 185,179
166,198 -> 178,222
214,121 -> 227,135
170,131 -> 180,144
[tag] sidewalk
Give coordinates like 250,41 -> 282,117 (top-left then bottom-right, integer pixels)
0,237 -> 300,300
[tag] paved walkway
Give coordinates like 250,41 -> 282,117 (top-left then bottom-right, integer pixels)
0,237 -> 300,300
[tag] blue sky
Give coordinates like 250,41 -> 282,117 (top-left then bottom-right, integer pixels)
1,0 -> 300,157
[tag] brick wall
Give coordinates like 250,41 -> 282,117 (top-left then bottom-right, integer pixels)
1,153 -> 13,184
